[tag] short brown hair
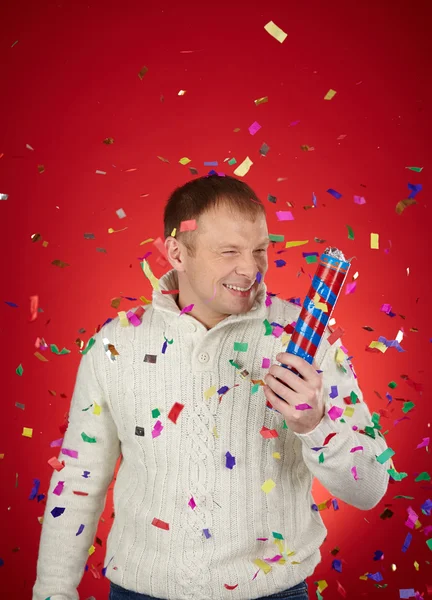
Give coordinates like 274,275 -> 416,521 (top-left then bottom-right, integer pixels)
163,175 -> 266,256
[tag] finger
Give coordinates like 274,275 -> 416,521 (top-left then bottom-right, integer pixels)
270,365 -> 311,395
277,353 -> 320,381
265,373 -> 298,405
264,384 -> 297,419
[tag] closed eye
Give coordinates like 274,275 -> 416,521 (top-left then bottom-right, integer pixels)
222,249 -> 267,254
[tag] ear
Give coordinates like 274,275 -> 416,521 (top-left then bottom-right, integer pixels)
165,236 -> 186,271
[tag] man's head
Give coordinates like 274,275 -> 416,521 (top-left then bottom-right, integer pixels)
164,175 -> 269,330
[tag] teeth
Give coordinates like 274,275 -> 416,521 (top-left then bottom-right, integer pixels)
225,283 -> 253,292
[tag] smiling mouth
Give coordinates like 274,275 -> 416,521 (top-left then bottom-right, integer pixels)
223,282 -> 255,297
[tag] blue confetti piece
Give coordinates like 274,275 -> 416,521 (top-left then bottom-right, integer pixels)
275,259 -> 286,268
302,252 -> 319,258
402,532 -> 412,552
373,550 -> 384,561
5,301 -> 19,308
421,498 -> 432,515
367,572 -> 383,582
399,589 -> 416,599
76,523 -> 85,536
217,385 -> 229,395
225,451 -> 236,469
332,498 -> 339,511
203,528 -> 211,539
329,385 -> 338,399
51,506 -> 65,518
256,272 -> 262,284
162,340 -> 168,354
29,478 -> 40,500
326,188 -> 342,199
407,182 -> 422,199
312,192 -> 317,206
332,559 -> 342,572
204,161 -> 218,166
82,470 -> 90,478
0,558 -> 4,567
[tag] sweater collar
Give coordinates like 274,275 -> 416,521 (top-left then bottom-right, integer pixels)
151,269 -> 269,329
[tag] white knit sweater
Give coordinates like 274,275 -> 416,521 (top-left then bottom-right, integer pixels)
32,269 -> 390,600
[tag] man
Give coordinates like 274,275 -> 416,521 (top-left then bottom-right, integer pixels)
33,175 -> 390,600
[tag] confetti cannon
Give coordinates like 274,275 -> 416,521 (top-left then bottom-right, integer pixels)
275,247 -> 351,398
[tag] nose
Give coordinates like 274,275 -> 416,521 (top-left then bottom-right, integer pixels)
235,252 -> 262,281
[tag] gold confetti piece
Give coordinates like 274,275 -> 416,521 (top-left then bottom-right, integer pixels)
370,232 -> 379,249
272,452 -> 281,459
170,228 -> 176,237
233,128 -> 240,132
285,240 -> 309,248
204,385 -> 217,400
118,311 -> 129,327
116,208 -> 127,219
233,156 -> 253,177
157,156 -> 170,163
139,238 -> 154,246
37,165 -> 45,174
138,66 -> 148,80
254,96 -> 269,106
102,137 -> 114,145
93,401 -> 101,416
22,427 -> 33,438
141,259 -> 160,291
95,170 -> 106,175
0,454 -> 4,459
253,559 -> 272,574
26,144 -> 34,151
261,479 -> 276,493
316,580 -> 328,593
396,198 -> 416,215
179,157 -> 191,165
324,89 -> 337,100
213,426 -> 219,438
335,347 -> 347,364
88,545 -> 96,556
368,341 -> 388,353
344,406 -> 355,418
264,21 -> 288,43
108,227 -> 128,234
178,90 -> 186,95
52,259 -> 69,268
34,352 -> 49,362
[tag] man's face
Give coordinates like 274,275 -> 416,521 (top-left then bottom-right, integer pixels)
167,204 -> 270,328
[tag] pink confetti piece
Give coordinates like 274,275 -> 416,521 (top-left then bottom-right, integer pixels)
127,311 -> 141,327
248,121 -> 261,135
262,358 -> 270,368
50,437 -> 63,447
271,325 -> 284,338
189,496 -> 196,510
417,437 -> 430,449
328,405 -> 344,420
180,219 -> 197,232
350,446 -> 364,453
351,466 -> 359,481
354,195 -> 366,205
53,481 -> 64,496
276,211 -> 294,221
61,448 -> 78,459
179,304 -> 194,316
295,403 -> 312,410
345,281 -> 357,295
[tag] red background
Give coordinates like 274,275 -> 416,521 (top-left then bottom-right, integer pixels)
1,0 -> 431,598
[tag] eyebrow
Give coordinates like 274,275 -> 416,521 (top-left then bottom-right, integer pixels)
217,238 -> 270,248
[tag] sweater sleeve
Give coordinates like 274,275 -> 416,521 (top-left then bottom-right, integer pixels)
293,336 -> 391,510
32,335 -> 121,600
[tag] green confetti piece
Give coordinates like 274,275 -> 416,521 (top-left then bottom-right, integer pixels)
282,420 -> 288,429
251,383 -> 260,395
365,426 -> 377,439
50,344 -> 71,355
402,401 -> 415,414
388,469 -> 408,481
388,381 -> 397,389
81,432 -> 96,443
350,390 -> 358,404
81,337 -> 96,355
272,531 -> 284,540
268,234 -> 284,243
228,158 -> 237,165
346,225 -> 355,240
427,539 -> 432,551
305,255 -> 318,264
376,447 -> 395,464
234,342 -> 248,352
263,319 -> 273,336
152,408 -> 161,418
319,452 -> 324,464
405,166 -> 423,172
393,495 -> 414,499
16,364 -> 23,376
82,404 -> 93,412
229,359 -> 241,369
340,418 -> 346,424
415,472 -> 431,482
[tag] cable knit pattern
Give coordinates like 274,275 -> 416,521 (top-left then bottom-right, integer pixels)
32,269 -> 390,600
